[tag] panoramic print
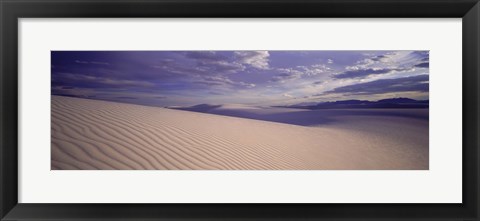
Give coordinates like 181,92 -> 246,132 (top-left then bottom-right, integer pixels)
51,51 -> 429,170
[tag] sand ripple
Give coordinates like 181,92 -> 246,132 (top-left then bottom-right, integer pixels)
51,96 -> 428,170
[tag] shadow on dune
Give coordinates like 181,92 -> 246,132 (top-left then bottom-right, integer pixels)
173,105 -> 429,127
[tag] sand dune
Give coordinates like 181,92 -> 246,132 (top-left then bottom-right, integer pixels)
51,96 -> 428,170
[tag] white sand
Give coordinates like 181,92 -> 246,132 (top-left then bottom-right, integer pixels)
51,96 -> 428,170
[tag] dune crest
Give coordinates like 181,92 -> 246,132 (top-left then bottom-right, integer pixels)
52,96 -> 428,170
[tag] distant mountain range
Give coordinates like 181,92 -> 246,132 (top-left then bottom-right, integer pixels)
173,104 -> 223,112
282,98 -> 429,109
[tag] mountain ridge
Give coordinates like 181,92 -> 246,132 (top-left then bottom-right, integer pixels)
282,97 -> 429,109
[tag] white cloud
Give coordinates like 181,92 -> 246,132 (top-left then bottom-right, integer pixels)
234,51 -> 270,69
298,64 -> 331,76
195,75 -> 255,89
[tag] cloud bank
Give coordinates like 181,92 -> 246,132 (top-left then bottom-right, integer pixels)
51,50 -> 429,106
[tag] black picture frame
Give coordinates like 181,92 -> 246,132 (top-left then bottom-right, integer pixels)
1,0 -> 479,220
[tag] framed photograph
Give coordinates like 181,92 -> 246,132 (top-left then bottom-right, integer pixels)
1,0 -> 479,220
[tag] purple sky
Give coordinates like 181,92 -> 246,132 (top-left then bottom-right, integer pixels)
51,51 -> 429,107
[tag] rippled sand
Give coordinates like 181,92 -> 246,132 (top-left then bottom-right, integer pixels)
51,96 -> 428,170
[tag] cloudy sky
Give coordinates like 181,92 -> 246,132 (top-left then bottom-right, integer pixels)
51,51 -> 429,107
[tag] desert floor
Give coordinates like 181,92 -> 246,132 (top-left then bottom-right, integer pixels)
51,95 -> 428,170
